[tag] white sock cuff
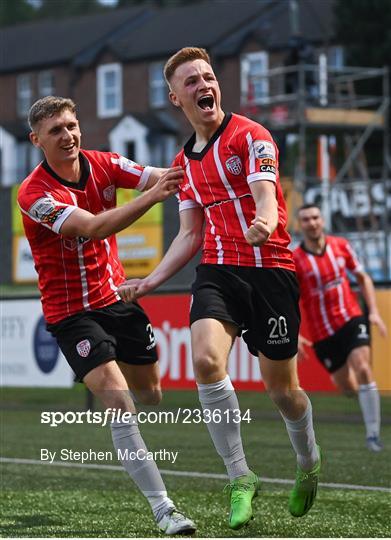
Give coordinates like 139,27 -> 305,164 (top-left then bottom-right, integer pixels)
282,396 -> 312,427
197,375 -> 234,404
359,382 -> 377,392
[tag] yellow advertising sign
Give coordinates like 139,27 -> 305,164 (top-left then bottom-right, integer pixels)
117,224 -> 162,278
11,186 -> 163,282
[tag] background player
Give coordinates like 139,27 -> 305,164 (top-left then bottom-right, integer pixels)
17,96 -> 195,535
294,204 -> 387,452
119,47 -> 321,529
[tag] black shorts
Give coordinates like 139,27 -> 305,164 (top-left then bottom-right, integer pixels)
313,316 -> 370,373
190,264 -> 300,360
47,301 -> 158,382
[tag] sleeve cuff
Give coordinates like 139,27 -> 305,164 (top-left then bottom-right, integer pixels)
179,200 -> 202,212
247,172 -> 276,184
55,206 -> 78,234
136,166 -> 153,191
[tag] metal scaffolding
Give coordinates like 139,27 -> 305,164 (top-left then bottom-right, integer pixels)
242,63 -> 390,280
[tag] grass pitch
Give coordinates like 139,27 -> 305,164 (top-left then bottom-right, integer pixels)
1,387 -> 390,537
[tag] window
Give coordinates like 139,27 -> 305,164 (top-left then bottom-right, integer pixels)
38,70 -> 54,96
149,62 -> 166,108
241,52 -> 269,105
328,46 -> 344,70
17,74 -> 32,117
97,63 -> 123,118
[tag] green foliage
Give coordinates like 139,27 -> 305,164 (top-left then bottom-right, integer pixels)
0,0 -> 36,27
334,0 -> 391,68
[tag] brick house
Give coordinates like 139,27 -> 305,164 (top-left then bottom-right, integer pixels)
0,0 -> 336,186
1,0 -> 340,287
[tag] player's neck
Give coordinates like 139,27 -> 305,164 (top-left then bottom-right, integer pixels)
192,110 -> 225,152
304,234 -> 326,254
47,156 -> 81,183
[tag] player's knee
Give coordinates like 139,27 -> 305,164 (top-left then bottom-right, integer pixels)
353,361 -> 372,384
136,387 -> 162,406
193,350 -> 221,380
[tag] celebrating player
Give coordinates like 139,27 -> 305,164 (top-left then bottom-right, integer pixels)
294,204 -> 387,452
17,96 -> 195,535
119,47 -> 321,529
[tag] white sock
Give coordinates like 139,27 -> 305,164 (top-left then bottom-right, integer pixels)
281,396 -> 319,471
110,419 -> 174,522
197,375 -> 250,481
358,382 -> 381,438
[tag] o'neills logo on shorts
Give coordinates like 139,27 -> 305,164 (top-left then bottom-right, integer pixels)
76,339 -> 91,357
225,155 -> 242,175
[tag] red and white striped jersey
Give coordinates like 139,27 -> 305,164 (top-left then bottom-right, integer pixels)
293,236 -> 363,342
173,113 -> 294,270
17,150 -> 151,324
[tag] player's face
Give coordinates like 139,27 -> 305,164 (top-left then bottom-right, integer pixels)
169,59 -> 223,128
298,208 -> 325,240
30,109 -> 81,166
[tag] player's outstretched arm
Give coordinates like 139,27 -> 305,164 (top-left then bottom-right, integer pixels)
60,167 -> 183,240
356,270 -> 388,337
245,181 -> 278,247
118,206 -> 204,302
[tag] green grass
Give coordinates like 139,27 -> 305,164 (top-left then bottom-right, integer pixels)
1,388 -> 390,537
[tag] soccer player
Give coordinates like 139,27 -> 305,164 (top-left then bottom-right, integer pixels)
118,47 -> 321,529
17,96 -> 196,535
294,204 -> 387,452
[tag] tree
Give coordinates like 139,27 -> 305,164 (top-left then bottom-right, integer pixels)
334,0 -> 391,69
0,0 -> 37,27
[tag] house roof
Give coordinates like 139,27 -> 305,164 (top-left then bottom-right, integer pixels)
0,0 -> 335,74
109,0 -> 277,61
0,5 -> 147,73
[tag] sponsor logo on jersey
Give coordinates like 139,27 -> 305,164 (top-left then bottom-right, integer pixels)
181,182 -> 191,191
253,140 -> 276,159
29,196 -> 65,224
76,339 -> 91,357
261,158 -> 276,166
260,165 -> 276,174
225,155 -> 243,175
103,185 -> 115,201
63,236 -> 90,251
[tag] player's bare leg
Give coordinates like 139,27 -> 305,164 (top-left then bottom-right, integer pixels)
83,361 -> 196,535
119,361 -> 162,406
191,318 -> 260,530
331,362 -> 358,397
259,354 -> 320,517
348,346 -> 382,451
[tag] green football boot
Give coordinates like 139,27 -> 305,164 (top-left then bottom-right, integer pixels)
224,470 -> 261,530
289,445 -> 321,517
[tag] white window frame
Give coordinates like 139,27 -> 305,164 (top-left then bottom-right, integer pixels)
97,63 -> 123,118
38,70 -> 54,97
17,73 -> 32,117
327,46 -> 344,70
240,51 -> 269,105
149,62 -> 167,108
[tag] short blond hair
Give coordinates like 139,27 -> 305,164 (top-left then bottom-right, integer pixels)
164,47 -> 211,85
28,96 -> 76,130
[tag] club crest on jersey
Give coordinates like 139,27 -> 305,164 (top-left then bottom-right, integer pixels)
103,185 -> 115,201
337,256 -> 346,268
76,339 -> 91,357
225,155 -> 242,175
253,140 -> 276,160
